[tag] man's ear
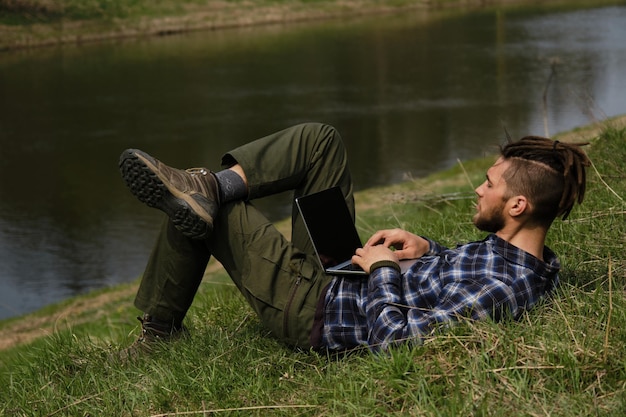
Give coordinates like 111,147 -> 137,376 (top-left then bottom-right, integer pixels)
507,195 -> 529,217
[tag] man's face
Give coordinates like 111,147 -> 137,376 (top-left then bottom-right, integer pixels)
473,158 -> 511,233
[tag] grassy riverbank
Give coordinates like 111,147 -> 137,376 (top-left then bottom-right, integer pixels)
1,0 -> 625,50
1,116 -> 625,416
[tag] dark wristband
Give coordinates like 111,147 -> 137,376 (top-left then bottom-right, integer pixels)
370,260 -> 401,273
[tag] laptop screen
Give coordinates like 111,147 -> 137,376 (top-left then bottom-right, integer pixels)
296,187 -> 362,269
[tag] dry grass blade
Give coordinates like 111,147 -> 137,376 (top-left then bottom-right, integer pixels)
603,254 -> 613,362
589,157 -> 624,202
149,404 -> 318,416
46,388 -> 117,417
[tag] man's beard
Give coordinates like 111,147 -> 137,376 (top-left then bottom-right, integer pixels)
473,203 -> 506,233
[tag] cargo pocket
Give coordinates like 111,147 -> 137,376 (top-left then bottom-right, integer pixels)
241,233 -> 305,308
285,258 -> 332,347
239,230 -> 313,343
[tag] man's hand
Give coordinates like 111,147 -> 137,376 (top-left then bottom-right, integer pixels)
364,228 -> 430,260
351,245 -> 399,274
351,228 -> 429,274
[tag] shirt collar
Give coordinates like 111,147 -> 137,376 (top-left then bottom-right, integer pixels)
486,233 -> 560,276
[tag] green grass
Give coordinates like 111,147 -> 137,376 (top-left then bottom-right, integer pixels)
1,123 -> 625,416
0,0 -> 425,50
0,0 -> 197,24
0,0 -> 405,25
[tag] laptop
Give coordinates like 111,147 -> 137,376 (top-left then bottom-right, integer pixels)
295,186 -> 414,276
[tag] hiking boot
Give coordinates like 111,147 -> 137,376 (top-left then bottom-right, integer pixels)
119,149 -> 220,240
116,315 -> 189,361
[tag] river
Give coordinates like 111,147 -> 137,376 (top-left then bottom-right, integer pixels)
0,3 -> 625,320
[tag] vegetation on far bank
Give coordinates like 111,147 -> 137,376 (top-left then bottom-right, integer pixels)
2,0 -> 625,51
1,117 -> 624,416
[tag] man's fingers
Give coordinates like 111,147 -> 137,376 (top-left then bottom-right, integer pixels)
367,229 -> 410,248
365,233 -> 385,247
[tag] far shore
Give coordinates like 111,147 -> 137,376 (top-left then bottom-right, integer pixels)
1,0 -> 623,51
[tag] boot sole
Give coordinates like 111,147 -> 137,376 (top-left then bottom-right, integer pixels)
119,149 -> 212,239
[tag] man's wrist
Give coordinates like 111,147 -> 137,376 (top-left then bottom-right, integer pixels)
370,260 -> 401,273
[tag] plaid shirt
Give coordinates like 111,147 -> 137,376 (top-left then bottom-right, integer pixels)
321,234 -> 560,351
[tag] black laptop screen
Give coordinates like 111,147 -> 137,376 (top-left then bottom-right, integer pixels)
296,187 -> 362,268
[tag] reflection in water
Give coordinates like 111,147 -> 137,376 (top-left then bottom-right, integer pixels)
0,4 -> 625,319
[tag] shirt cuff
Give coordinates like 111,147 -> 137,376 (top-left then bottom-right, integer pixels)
370,260 -> 401,273
422,236 -> 443,255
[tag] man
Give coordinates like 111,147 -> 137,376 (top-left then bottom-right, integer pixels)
119,123 -> 589,353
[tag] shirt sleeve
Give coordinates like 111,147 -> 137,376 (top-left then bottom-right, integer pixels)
366,266 -> 410,351
423,237 -> 447,256
366,264 -> 517,352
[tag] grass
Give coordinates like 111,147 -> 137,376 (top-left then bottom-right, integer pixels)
1,121 -> 625,416
0,0 -> 415,25
1,0 -> 198,23
0,0 -> 429,50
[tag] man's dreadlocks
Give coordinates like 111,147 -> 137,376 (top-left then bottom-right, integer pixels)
500,136 -> 591,225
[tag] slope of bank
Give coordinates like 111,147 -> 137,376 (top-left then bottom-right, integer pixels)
1,116 -> 624,417
1,114 -> 624,352
1,0 -> 624,51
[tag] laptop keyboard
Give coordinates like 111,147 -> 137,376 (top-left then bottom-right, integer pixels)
338,263 -> 363,272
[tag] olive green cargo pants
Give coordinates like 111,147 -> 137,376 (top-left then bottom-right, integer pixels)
134,123 -> 354,348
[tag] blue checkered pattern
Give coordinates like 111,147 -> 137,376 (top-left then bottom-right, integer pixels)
322,234 -> 560,351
